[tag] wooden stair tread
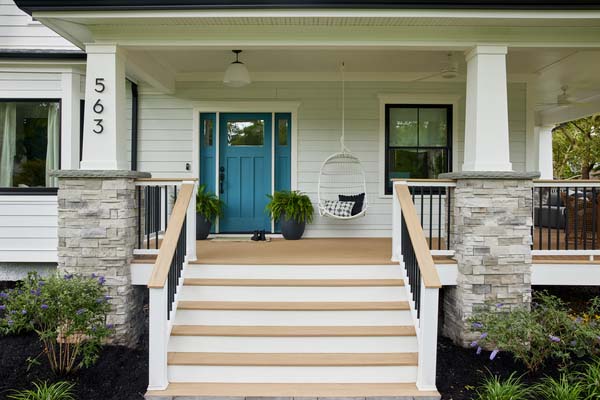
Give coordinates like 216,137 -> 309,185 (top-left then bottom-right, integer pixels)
183,278 -> 405,286
146,382 -> 440,397
178,301 -> 411,311
167,352 -> 418,366
171,325 -> 416,337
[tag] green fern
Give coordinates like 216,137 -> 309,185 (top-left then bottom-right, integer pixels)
266,190 -> 314,224
8,381 -> 76,400
196,184 -> 224,221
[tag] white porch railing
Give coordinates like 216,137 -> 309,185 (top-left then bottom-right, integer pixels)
140,180 -> 197,391
392,181 -> 442,391
532,180 -> 600,259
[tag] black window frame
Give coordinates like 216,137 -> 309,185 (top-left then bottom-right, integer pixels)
0,98 -> 62,195
384,103 -> 452,195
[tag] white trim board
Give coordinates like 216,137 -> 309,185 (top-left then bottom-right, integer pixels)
377,94 -> 462,198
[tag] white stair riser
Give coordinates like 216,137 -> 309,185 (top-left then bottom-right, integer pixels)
168,336 -> 418,353
185,265 -> 403,279
178,286 -> 408,302
174,310 -> 413,326
168,365 -> 417,383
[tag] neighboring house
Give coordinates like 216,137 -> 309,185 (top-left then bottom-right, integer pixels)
2,1 -> 600,398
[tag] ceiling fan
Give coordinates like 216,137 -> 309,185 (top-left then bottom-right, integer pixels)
411,52 -> 459,82
536,85 -> 593,107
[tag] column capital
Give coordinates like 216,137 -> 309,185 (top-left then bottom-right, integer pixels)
84,43 -> 122,55
465,45 -> 508,61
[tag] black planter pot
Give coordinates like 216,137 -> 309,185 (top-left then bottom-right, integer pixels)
280,214 -> 306,240
196,214 -> 212,240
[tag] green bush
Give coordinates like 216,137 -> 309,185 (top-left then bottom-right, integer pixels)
0,272 -> 113,374
196,184 -> 223,221
266,190 -> 314,224
575,358 -> 600,400
474,372 -> 531,400
534,374 -> 586,400
469,292 -> 600,371
7,381 -> 76,400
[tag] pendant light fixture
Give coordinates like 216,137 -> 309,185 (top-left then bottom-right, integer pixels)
223,50 -> 251,88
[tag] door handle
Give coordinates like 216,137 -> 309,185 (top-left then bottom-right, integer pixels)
219,167 -> 225,194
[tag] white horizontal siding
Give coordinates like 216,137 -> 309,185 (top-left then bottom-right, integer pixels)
136,80 -> 527,237
0,70 -> 62,97
0,195 -> 58,262
0,0 -> 77,50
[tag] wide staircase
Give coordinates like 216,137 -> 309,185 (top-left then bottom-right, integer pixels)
141,181 -> 441,399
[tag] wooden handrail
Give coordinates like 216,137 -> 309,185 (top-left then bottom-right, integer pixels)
147,183 -> 194,289
395,184 -> 442,289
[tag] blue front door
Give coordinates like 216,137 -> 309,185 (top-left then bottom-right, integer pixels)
219,113 -> 272,233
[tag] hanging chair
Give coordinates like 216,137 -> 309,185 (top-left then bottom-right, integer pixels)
317,62 -> 369,220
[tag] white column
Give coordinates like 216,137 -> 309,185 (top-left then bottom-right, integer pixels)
416,284 -> 440,391
185,180 -> 197,262
60,69 -> 83,170
147,287 -> 169,391
391,181 -> 404,262
462,45 -> 513,172
81,44 -> 129,170
537,125 -> 554,179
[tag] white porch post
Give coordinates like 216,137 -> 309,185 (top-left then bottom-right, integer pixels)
60,69 -> 83,170
391,181 -> 403,262
81,44 -> 129,170
184,180 -> 197,261
462,45 -> 512,172
148,286 -> 169,391
537,125 -> 554,179
417,283 -> 440,391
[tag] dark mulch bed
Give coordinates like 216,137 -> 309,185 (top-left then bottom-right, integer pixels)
0,331 -> 148,400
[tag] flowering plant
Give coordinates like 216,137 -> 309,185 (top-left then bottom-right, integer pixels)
469,292 -> 600,372
0,272 -> 113,374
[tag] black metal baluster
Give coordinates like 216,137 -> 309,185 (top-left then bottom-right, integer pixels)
145,187 -> 150,249
437,188 -> 442,250
137,186 -> 141,249
584,187 -> 588,250
447,187 -> 452,250
538,187 -> 543,250
575,187 -> 579,250
429,189 -> 433,247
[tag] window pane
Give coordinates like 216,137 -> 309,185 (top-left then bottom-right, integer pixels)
419,108 -> 448,146
389,108 -> 418,146
0,101 -> 59,188
203,119 -> 214,147
227,120 -> 265,146
387,148 -> 447,189
278,118 -> 288,146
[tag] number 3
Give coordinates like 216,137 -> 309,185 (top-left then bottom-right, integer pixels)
94,78 -> 105,93
93,119 -> 104,134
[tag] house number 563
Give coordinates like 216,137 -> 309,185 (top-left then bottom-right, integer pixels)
93,78 -> 105,134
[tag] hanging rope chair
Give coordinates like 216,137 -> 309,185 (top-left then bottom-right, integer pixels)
317,63 -> 368,220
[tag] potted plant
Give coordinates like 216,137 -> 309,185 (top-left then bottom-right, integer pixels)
266,190 -> 314,240
196,184 -> 223,240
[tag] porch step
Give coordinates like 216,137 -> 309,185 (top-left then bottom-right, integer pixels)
167,352 -> 418,366
183,278 -> 405,286
145,382 -> 440,398
183,264 -> 404,279
171,325 -> 416,337
177,301 -> 411,310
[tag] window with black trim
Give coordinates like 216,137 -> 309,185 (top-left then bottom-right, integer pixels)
384,104 -> 452,194
0,100 -> 60,188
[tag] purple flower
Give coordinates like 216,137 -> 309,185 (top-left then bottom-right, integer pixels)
30,289 -> 41,296
480,332 -> 488,339
575,317 -> 583,324
21,310 -> 27,315
96,298 -> 104,304
106,323 -> 114,330
41,304 -> 49,310
98,276 -> 106,285
0,305 -> 5,311
104,295 -> 112,300
91,273 -> 97,278
7,319 -> 14,326
0,292 -> 8,299
476,346 -> 482,355
490,349 -> 499,360
38,281 -> 45,286
64,274 -> 73,280
76,308 -> 86,315
496,303 -> 504,309
549,335 -> 561,343
570,340 -> 578,346
470,341 -> 478,348
472,322 -> 483,329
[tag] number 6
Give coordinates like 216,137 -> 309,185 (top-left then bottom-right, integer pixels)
93,99 -> 104,113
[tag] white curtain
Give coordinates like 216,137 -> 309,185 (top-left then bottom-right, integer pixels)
46,103 -> 59,187
0,103 -> 17,187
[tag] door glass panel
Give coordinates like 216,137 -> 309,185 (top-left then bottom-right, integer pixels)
227,120 -> 265,146
419,108 -> 447,146
278,119 -> 289,146
389,108 -> 418,147
203,119 -> 213,147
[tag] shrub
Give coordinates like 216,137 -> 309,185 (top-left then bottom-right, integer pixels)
474,372 -> 532,400
266,190 -> 314,224
575,358 -> 600,400
534,374 -> 586,400
7,381 -> 76,400
469,292 -> 600,371
0,272 -> 113,374
196,184 -> 223,222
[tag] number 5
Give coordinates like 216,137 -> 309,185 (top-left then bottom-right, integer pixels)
93,119 -> 104,134
94,78 -> 105,93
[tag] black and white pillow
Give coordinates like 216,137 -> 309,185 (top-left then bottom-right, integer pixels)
339,193 -> 365,216
323,200 -> 355,218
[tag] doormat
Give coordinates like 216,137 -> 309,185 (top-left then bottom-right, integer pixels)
210,236 -> 272,242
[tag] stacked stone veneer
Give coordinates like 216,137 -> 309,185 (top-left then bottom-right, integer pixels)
440,172 -> 539,347
53,170 -> 150,347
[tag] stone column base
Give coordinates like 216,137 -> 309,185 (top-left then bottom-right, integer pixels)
52,170 -> 150,347
439,171 -> 538,347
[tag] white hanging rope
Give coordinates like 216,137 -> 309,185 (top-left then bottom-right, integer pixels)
340,61 -> 347,153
